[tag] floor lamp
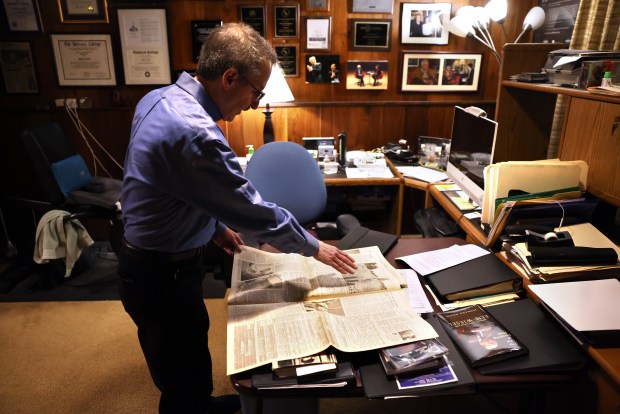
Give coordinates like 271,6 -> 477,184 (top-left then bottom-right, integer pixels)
259,64 -> 295,144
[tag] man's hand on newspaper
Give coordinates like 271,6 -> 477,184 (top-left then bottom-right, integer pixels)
315,241 -> 357,274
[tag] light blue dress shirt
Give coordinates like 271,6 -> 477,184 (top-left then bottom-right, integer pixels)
121,72 -> 319,256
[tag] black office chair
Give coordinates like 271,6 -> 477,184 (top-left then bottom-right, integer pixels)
244,141 -> 359,243
12,122 -> 123,254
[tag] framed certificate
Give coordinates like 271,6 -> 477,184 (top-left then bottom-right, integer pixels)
239,5 -> 266,37
58,0 -> 109,23
350,19 -> 391,51
118,9 -> 171,85
274,44 -> 298,77
0,41 -> 39,93
50,34 -> 116,86
1,0 -> 42,33
191,20 -> 222,63
274,4 -> 298,39
306,17 -> 330,51
352,0 -> 393,14
306,0 -> 329,12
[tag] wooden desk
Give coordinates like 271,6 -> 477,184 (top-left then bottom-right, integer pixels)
231,237 -> 590,414
323,160 -> 403,237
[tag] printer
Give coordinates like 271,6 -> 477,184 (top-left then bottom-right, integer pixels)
542,49 -> 620,87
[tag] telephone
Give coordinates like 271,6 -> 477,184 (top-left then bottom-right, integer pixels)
382,142 -> 418,164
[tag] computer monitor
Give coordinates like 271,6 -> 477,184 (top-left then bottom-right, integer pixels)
445,106 -> 498,208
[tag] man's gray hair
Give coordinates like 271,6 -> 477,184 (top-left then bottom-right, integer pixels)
197,23 -> 277,79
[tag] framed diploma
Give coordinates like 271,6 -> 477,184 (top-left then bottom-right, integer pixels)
306,17 -> 330,51
350,19 -> 391,51
1,0 -> 43,33
274,4 -> 298,39
0,41 -> 39,93
50,34 -> 116,86
274,44 -> 298,77
352,0 -> 393,14
306,0 -> 329,13
118,8 -> 171,85
191,20 -> 222,63
58,0 -> 109,24
239,5 -> 266,37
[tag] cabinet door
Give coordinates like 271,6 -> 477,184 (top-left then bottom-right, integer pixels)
560,98 -> 620,206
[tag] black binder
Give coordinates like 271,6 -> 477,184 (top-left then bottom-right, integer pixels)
359,316 -> 476,398
425,252 -> 521,302
478,299 -> 585,375
336,226 -> 398,256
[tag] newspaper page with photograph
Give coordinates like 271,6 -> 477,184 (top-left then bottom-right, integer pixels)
227,246 -> 438,375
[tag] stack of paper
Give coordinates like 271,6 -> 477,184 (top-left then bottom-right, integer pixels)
482,159 -> 588,225
502,222 -> 620,283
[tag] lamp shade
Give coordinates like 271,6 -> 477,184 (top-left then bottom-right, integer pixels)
523,6 -> 545,30
484,0 -> 507,22
448,15 -> 474,38
259,63 -> 294,107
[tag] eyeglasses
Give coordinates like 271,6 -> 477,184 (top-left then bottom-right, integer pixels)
241,75 -> 265,102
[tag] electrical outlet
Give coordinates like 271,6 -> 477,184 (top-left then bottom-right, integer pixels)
65,98 -> 77,109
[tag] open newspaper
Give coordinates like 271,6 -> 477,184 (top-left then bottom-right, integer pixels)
227,246 -> 438,375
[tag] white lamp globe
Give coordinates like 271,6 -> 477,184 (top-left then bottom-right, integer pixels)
523,6 -> 546,30
484,0 -> 508,22
448,15 -> 474,38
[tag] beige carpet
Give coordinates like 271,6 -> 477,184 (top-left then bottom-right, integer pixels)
0,297 -> 540,414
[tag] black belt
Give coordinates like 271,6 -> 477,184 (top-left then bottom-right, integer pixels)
121,239 -> 202,262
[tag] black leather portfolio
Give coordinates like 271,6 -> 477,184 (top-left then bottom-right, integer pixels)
336,226 -> 398,256
426,252 -> 522,302
478,299 -> 585,375
359,316 -> 476,398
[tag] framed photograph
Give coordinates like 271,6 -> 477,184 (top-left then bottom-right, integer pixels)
306,17 -> 330,51
58,0 -> 109,24
50,34 -> 116,86
0,41 -> 38,93
306,0 -> 329,12
350,19 -> 391,51
400,52 -> 482,92
274,4 -> 298,39
239,5 -> 266,37
1,0 -> 43,32
346,60 -> 388,90
304,54 -> 339,84
275,44 -> 298,77
191,20 -> 222,63
401,2 -> 451,45
352,0 -> 393,13
118,9 -> 171,85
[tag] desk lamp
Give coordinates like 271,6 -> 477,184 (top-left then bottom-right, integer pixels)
444,1 -> 545,66
259,63 -> 294,144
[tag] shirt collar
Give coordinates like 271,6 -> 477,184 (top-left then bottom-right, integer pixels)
176,71 -> 222,121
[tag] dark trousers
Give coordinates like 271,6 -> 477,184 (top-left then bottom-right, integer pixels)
118,246 -> 213,414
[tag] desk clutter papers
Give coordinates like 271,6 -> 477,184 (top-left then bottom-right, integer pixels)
397,244 -> 490,276
482,159 -> 588,225
529,279 -> 620,347
397,244 -> 521,308
227,245 -> 438,375
395,166 -> 448,182
400,269 -> 433,314
502,222 -> 620,283
345,166 -> 394,178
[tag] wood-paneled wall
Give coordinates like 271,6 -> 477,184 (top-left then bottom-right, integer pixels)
0,0 -> 536,197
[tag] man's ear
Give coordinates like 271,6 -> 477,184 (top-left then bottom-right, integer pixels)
221,67 -> 238,91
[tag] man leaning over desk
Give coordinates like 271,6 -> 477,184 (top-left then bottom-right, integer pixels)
118,22 -> 357,414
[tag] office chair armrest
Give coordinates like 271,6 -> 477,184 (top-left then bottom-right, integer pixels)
336,214 -> 361,238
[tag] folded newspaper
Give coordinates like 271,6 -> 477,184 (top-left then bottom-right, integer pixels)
227,245 -> 438,375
